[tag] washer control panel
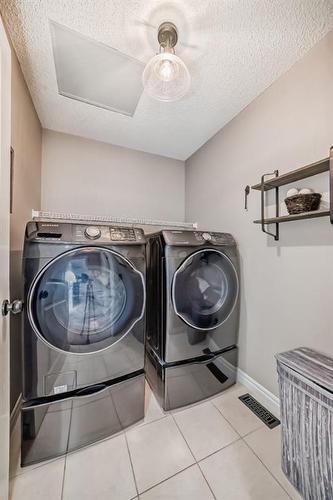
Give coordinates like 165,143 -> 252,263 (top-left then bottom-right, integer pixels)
73,224 -> 145,244
202,232 -> 212,241
74,224 -> 109,242
85,226 -> 101,240
26,222 -> 145,244
110,227 -> 136,241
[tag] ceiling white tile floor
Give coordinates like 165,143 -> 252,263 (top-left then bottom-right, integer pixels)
9,383 -> 302,500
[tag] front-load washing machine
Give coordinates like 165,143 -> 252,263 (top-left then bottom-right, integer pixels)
145,230 -> 239,410
21,221 -> 146,465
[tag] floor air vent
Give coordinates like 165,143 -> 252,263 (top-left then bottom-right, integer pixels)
239,393 -> 280,429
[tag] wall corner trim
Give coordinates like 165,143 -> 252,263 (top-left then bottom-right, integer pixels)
237,368 -> 280,418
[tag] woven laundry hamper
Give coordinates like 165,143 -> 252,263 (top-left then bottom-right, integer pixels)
276,347 -> 333,500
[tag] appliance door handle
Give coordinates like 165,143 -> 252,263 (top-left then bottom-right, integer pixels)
22,383 -> 110,409
193,354 -> 217,364
75,383 -> 108,398
193,355 -> 229,384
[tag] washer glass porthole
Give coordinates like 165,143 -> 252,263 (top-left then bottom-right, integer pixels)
28,247 -> 145,354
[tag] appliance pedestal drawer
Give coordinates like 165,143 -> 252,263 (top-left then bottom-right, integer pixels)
146,347 -> 238,411
21,372 -> 144,466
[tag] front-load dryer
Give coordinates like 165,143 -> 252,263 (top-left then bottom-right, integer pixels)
145,230 -> 239,410
21,221 -> 146,465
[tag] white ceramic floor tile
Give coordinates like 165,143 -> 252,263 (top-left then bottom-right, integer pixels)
63,434 -> 136,500
139,464 -> 215,500
126,415 -> 195,493
173,401 -> 239,460
200,440 -> 289,500
10,458 -> 65,500
213,386 -> 264,436
245,426 -> 302,500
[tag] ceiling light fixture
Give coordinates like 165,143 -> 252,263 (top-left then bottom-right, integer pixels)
142,22 -> 191,102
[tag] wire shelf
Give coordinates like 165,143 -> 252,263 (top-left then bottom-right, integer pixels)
32,210 -> 197,230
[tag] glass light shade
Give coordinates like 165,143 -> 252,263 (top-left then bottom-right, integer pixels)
142,52 -> 191,102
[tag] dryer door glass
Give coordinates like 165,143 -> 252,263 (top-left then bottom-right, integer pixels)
172,249 -> 238,330
28,247 -> 145,353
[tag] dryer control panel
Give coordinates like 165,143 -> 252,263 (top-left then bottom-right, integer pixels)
162,230 -> 235,247
195,231 -> 236,245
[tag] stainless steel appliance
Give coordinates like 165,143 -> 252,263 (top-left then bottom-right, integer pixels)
145,230 -> 239,410
21,221 -> 146,465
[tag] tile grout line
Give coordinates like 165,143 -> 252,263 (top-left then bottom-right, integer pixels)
196,396 -> 293,499
170,414 -> 196,462
60,455 -> 67,500
196,436 -> 242,464
137,463 -> 196,497
196,463 -> 218,500
130,411 -> 242,498
108,390 -> 139,499
240,424 -> 267,439
60,398 -> 75,500
211,396 -> 264,439
135,388 -> 249,497
124,432 -> 140,499
170,413 -> 217,500
11,455 -> 64,480
212,392 -> 293,497
136,413 -> 167,429
210,398 -> 244,438
127,413 -> 202,497
242,439 -> 295,500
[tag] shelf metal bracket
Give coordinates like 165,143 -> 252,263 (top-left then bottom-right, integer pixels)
244,185 -> 250,210
261,171 -> 279,241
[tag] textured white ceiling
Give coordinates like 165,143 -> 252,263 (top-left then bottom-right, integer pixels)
2,0 -> 333,160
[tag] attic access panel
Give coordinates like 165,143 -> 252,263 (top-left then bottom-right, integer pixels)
50,21 -> 144,116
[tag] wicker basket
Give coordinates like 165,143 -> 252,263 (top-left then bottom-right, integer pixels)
284,193 -> 321,214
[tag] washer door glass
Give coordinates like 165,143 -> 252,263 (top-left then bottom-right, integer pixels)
172,249 -> 238,330
28,247 -> 145,353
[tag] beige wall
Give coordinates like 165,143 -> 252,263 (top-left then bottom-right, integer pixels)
10,47 -> 42,411
185,30 -> 333,396
41,130 -> 185,222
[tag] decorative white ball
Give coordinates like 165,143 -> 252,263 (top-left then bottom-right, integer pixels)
299,188 -> 313,195
287,188 -> 299,197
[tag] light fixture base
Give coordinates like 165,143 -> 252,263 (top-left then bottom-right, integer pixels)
158,22 -> 178,49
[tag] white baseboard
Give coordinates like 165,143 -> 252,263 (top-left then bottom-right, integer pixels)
237,368 -> 280,418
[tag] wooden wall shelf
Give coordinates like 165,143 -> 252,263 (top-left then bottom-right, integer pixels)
251,148 -> 332,240
252,158 -> 329,191
254,210 -> 329,225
